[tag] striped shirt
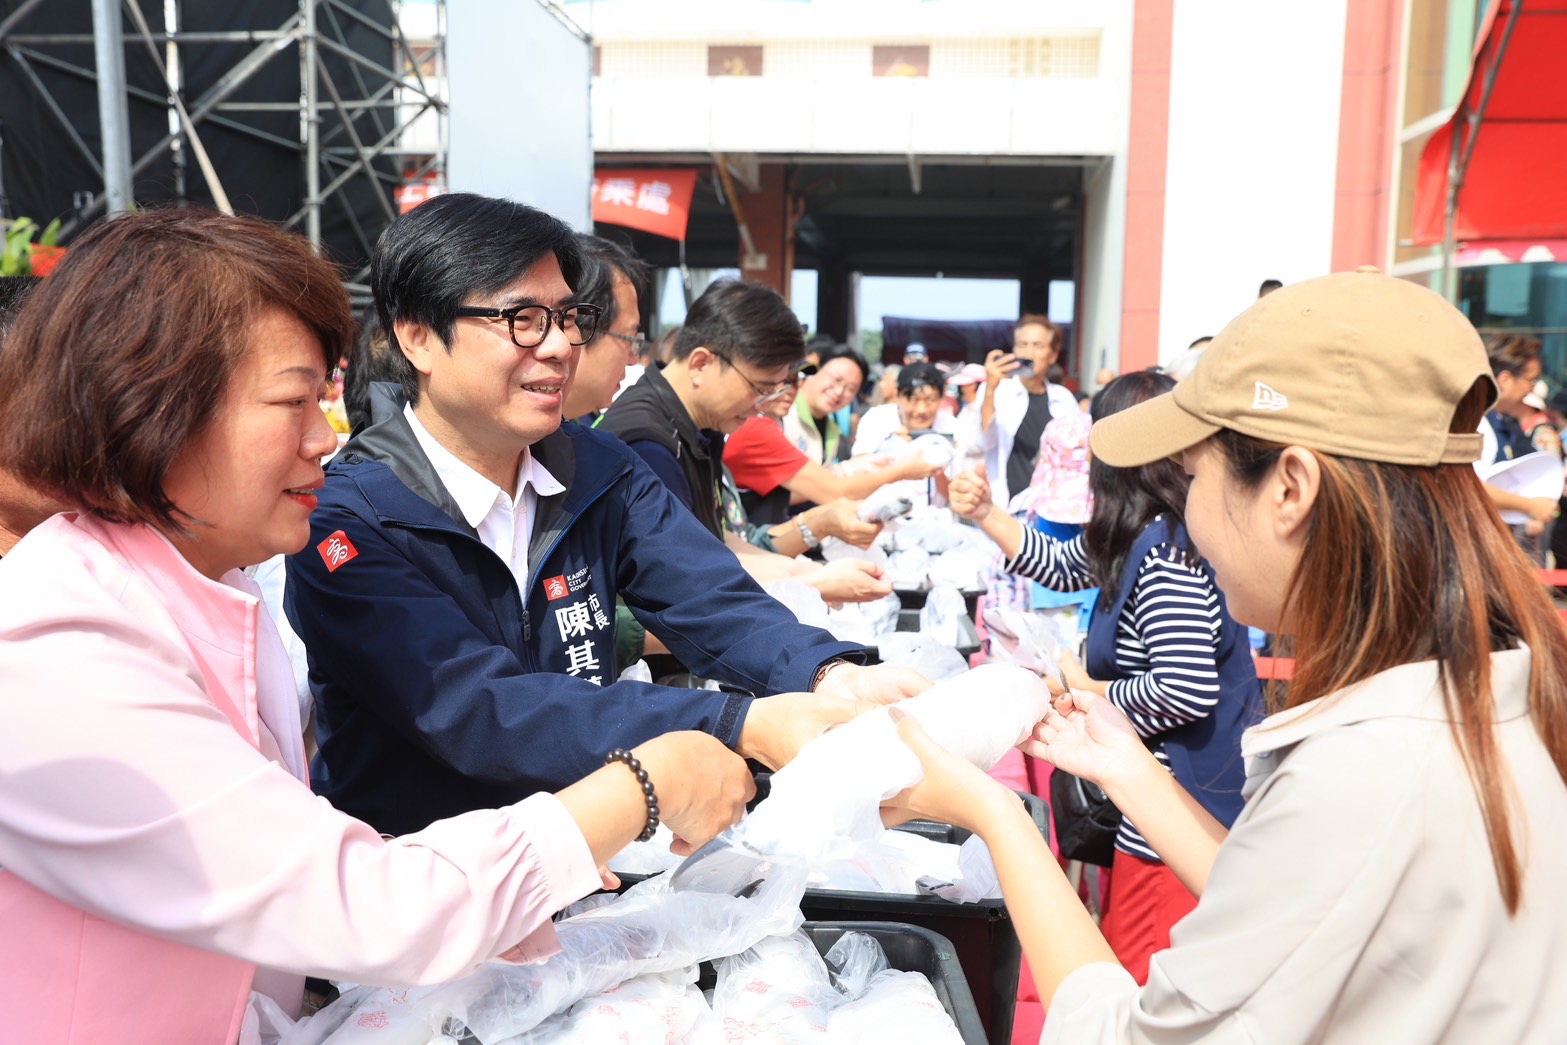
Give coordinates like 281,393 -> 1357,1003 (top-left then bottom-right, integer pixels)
1007,521 -> 1224,860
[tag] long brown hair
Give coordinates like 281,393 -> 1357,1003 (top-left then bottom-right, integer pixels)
0,207 -> 353,532
1083,370 -> 1197,590
1212,381 -> 1567,913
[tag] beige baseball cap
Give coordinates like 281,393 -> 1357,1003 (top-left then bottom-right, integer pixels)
1091,268 -> 1497,468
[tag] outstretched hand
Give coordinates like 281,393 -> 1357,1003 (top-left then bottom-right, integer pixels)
736,690 -> 883,772
1020,688 -> 1147,791
807,558 -> 893,605
947,464 -> 992,521
982,348 -> 1017,389
815,662 -> 933,706
737,660 -> 931,772
813,498 -> 882,547
634,731 -> 756,856
880,709 -> 1010,833
1057,648 -> 1108,696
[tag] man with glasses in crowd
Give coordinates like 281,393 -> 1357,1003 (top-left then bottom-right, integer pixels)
561,233 -> 650,423
601,279 -> 806,537
285,195 -> 927,837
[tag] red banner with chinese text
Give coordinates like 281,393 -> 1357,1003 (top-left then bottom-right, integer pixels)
396,182 -> 447,215
591,169 -> 698,240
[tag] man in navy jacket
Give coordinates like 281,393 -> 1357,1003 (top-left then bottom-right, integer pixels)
285,193 -> 927,836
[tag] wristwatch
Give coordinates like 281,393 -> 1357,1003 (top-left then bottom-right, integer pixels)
795,514 -> 821,550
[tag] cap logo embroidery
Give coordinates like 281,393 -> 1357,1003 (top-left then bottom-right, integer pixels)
544,575 -> 569,600
317,530 -> 358,572
1252,382 -> 1289,412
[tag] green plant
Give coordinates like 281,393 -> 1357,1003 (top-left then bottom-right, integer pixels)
2,216 -> 61,277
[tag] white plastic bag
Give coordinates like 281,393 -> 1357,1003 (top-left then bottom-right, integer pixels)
811,829 -> 976,896
910,433 -> 956,470
824,591 -> 901,645
885,547 -> 932,589
893,521 -> 967,555
619,659 -> 653,683
281,869 -> 807,1045
499,966 -> 722,1044
819,535 -> 890,568
710,931 -> 842,1040
822,930 -> 888,999
982,604 -> 1071,687
827,969 -> 963,1044
857,485 -> 914,523
926,545 -> 990,592
927,832 -> 1003,903
875,632 -> 969,681
712,930 -> 963,1044
918,585 -> 969,648
733,665 -> 1051,867
763,579 -> 833,630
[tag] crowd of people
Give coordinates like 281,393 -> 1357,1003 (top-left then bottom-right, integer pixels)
0,196 -> 1564,1044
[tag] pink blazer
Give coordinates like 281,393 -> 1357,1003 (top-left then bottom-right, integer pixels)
0,515 -> 599,1044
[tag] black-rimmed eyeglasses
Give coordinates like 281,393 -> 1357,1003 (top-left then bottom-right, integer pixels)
453,302 -> 602,349
712,349 -> 796,406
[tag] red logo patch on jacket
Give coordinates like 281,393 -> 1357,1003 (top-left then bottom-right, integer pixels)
543,575 -> 569,600
317,530 -> 359,572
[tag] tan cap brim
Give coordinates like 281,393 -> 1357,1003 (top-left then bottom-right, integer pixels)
1089,391 -> 1221,467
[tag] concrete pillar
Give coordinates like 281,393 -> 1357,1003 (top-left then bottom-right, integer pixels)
1079,156 -> 1128,382
736,162 -> 793,297
1330,0 -> 1403,272
1018,260 -> 1052,318
1120,0 -> 1174,373
816,256 -> 851,342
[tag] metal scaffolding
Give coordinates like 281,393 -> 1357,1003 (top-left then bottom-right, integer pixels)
0,0 -> 447,290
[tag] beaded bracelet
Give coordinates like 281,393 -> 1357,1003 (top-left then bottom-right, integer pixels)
605,748 -> 660,842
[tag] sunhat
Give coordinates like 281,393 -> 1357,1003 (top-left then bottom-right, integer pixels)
948,363 -> 987,387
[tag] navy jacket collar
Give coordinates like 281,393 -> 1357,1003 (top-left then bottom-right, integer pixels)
338,384 -> 604,574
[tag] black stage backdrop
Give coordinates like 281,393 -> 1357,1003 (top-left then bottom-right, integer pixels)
0,0 -> 396,270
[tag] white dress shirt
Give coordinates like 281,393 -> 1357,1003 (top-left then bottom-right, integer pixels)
405,404 -> 565,587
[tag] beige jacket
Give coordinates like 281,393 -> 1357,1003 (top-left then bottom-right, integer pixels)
1046,647 -> 1567,1043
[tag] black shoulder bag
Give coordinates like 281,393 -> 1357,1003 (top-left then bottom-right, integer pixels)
1049,769 -> 1121,867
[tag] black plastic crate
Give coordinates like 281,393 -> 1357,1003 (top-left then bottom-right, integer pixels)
667,785 -> 1044,1045
691,921 -> 983,1043
894,584 -> 984,621
801,921 -> 987,1045
790,792 -> 1045,1045
617,788 -> 1046,1045
863,608 -> 982,664
444,921 -> 984,1043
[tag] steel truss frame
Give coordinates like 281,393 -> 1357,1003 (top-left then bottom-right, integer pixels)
0,0 -> 446,288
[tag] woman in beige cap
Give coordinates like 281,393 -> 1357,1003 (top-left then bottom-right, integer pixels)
884,269 -> 1567,1042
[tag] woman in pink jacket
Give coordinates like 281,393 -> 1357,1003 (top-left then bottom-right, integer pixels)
0,209 -> 755,1044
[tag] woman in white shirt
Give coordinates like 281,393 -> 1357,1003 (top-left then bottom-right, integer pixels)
884,270 -> 1567,1043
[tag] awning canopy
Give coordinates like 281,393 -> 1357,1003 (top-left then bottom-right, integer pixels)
1411,0 -> 1567,246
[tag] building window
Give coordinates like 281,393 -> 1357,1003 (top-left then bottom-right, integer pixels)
708,45 -> 763,77
873,44 -> 930,78
1457,260 -> 1567,386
